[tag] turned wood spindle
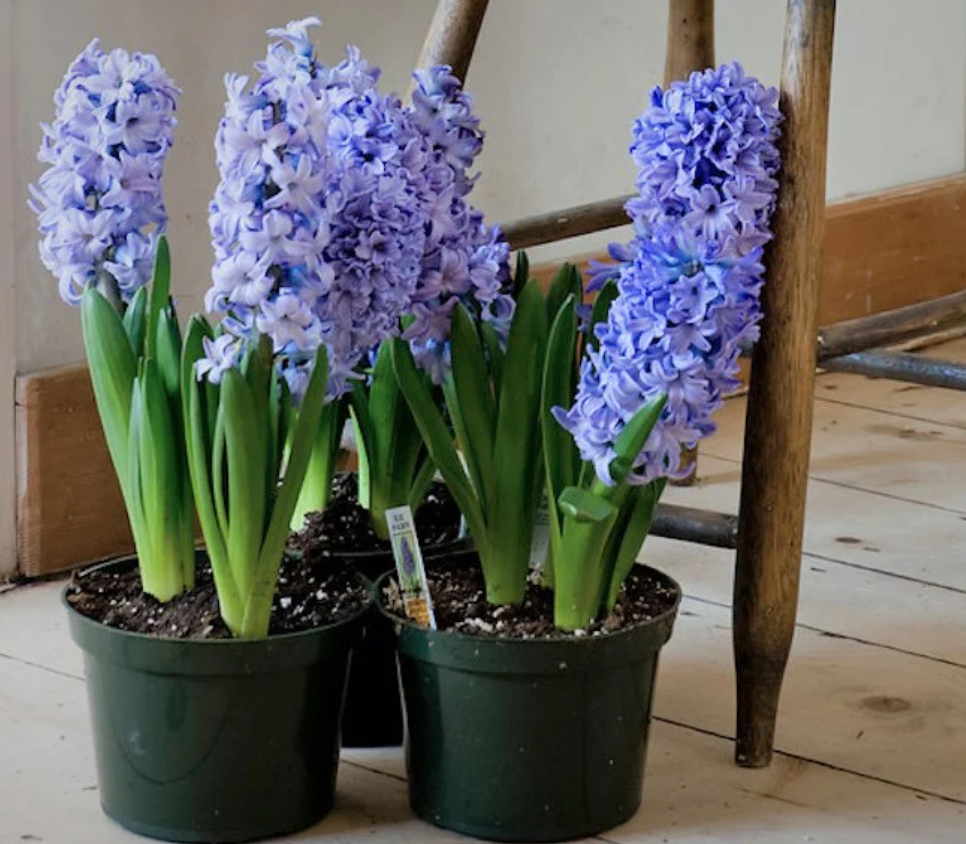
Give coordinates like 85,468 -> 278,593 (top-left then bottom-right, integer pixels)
412,0 -> 490,86
664,0 -> 715,487
733,0 -> 837,768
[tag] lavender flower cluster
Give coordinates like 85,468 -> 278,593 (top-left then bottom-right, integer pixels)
30,40 -> 180,307
402,66 -> 512,381
557,63 -> 782,484
206,18 -> 509,395
207,18 -> 382,396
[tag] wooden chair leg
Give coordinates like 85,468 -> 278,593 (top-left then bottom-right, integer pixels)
664,0 -> 714,83
412,0 -> 490,83
664,0 -> 714,488
733,0 -> 836,768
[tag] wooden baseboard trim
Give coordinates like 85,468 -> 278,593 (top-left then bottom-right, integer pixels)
14,174 -> 966,576
16,364 -> 133,577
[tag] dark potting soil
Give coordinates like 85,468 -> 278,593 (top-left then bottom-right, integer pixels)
65,555 -> 368,639
387,564 -> 679,639
290,472 -> 462,558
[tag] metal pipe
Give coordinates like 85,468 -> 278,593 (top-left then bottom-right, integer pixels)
651,503 -> 740,549
821,350 -> 966,391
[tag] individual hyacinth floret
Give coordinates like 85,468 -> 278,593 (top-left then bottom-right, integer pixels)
557,63 -> 782,484
29,40 -> 180,306
206,18 -> 427,398
402,65 -> 513,381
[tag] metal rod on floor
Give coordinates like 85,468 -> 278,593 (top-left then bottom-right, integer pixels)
652,503 -> 739,549
821,350 -> 966,391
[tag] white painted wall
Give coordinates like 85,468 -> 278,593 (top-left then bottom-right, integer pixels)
1,0 -> 16,575
2,0 -> 964,574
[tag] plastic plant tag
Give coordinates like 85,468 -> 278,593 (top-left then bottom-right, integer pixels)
386,505 -> 437,629
529,491 -> 551,570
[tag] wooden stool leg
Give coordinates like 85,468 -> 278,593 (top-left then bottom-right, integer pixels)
665,0 -> 714,487
413,0 -> 490,83
733,0 -> 836,768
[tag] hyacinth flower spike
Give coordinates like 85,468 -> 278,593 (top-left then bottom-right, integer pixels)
186,19 -> 427,638
344,63 -> 512,540
547,63 -> 783,630
30,41 -> 193,602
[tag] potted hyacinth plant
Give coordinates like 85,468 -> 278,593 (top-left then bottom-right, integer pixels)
382,62 -> 783,842
43,22 -> 423,842
278,38 -> 514,747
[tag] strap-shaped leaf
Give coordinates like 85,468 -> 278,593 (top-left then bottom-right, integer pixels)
546,263 -> 582,326
603,478 -> 666,611
221,369 -> 267,606
126,370 -> 147,552
211,405 -> 230,544
541,294 -> 579,512
349,382 -> 375,509
146,235 -> 171,359
156,307 -> 182,401
407,452 -> 436,513
588,279 -> 619,352
365,341 -> 410,511
186,367 -> 233,609
605,394 -> 668,491
135,359 -> 183,601
122,287 -> 147,356
512,250 -> 530,299
558,485 -> 618,524
292,397 -> 346,530
181,316 -> 213,427
242,334 -> 274,510
81,287 -> 137,503
554,484 -> 620,631
446,304 -> 496,511
242,347 -> 329,638
490,280 -> 549,591
391,336 -> 485,544
480,321 -> 505,401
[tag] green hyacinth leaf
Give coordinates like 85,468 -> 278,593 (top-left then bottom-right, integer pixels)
146,235 -> 171,359
81,287 -> 137,503
122,287 -> 148,356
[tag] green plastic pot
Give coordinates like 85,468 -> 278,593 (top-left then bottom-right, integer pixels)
376,561 -> 681,843
64,556 -> 368,843
336,537 -> 471,749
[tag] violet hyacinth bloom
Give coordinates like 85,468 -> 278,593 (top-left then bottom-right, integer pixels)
29,40 -> 179,306
206,19 -> 426,398
402,65 -> 512,381
555,63 -> 782,484
587,62 -> 781,293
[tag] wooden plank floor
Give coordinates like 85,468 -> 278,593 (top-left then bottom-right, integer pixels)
2,340 -> 966,842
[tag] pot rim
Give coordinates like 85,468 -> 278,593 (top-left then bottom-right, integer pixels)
322,534 -> 473,563
62,552 -> 371,649
374,559 -> 682,650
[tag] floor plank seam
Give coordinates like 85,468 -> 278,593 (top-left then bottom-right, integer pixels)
654,716 -> 966,807
814,394 -> 966,431
680,594 -> 966,670
701,447 -> 966,516
0,651 -> 84,682
803,551 -> 966,596
341,758 -> 408,784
